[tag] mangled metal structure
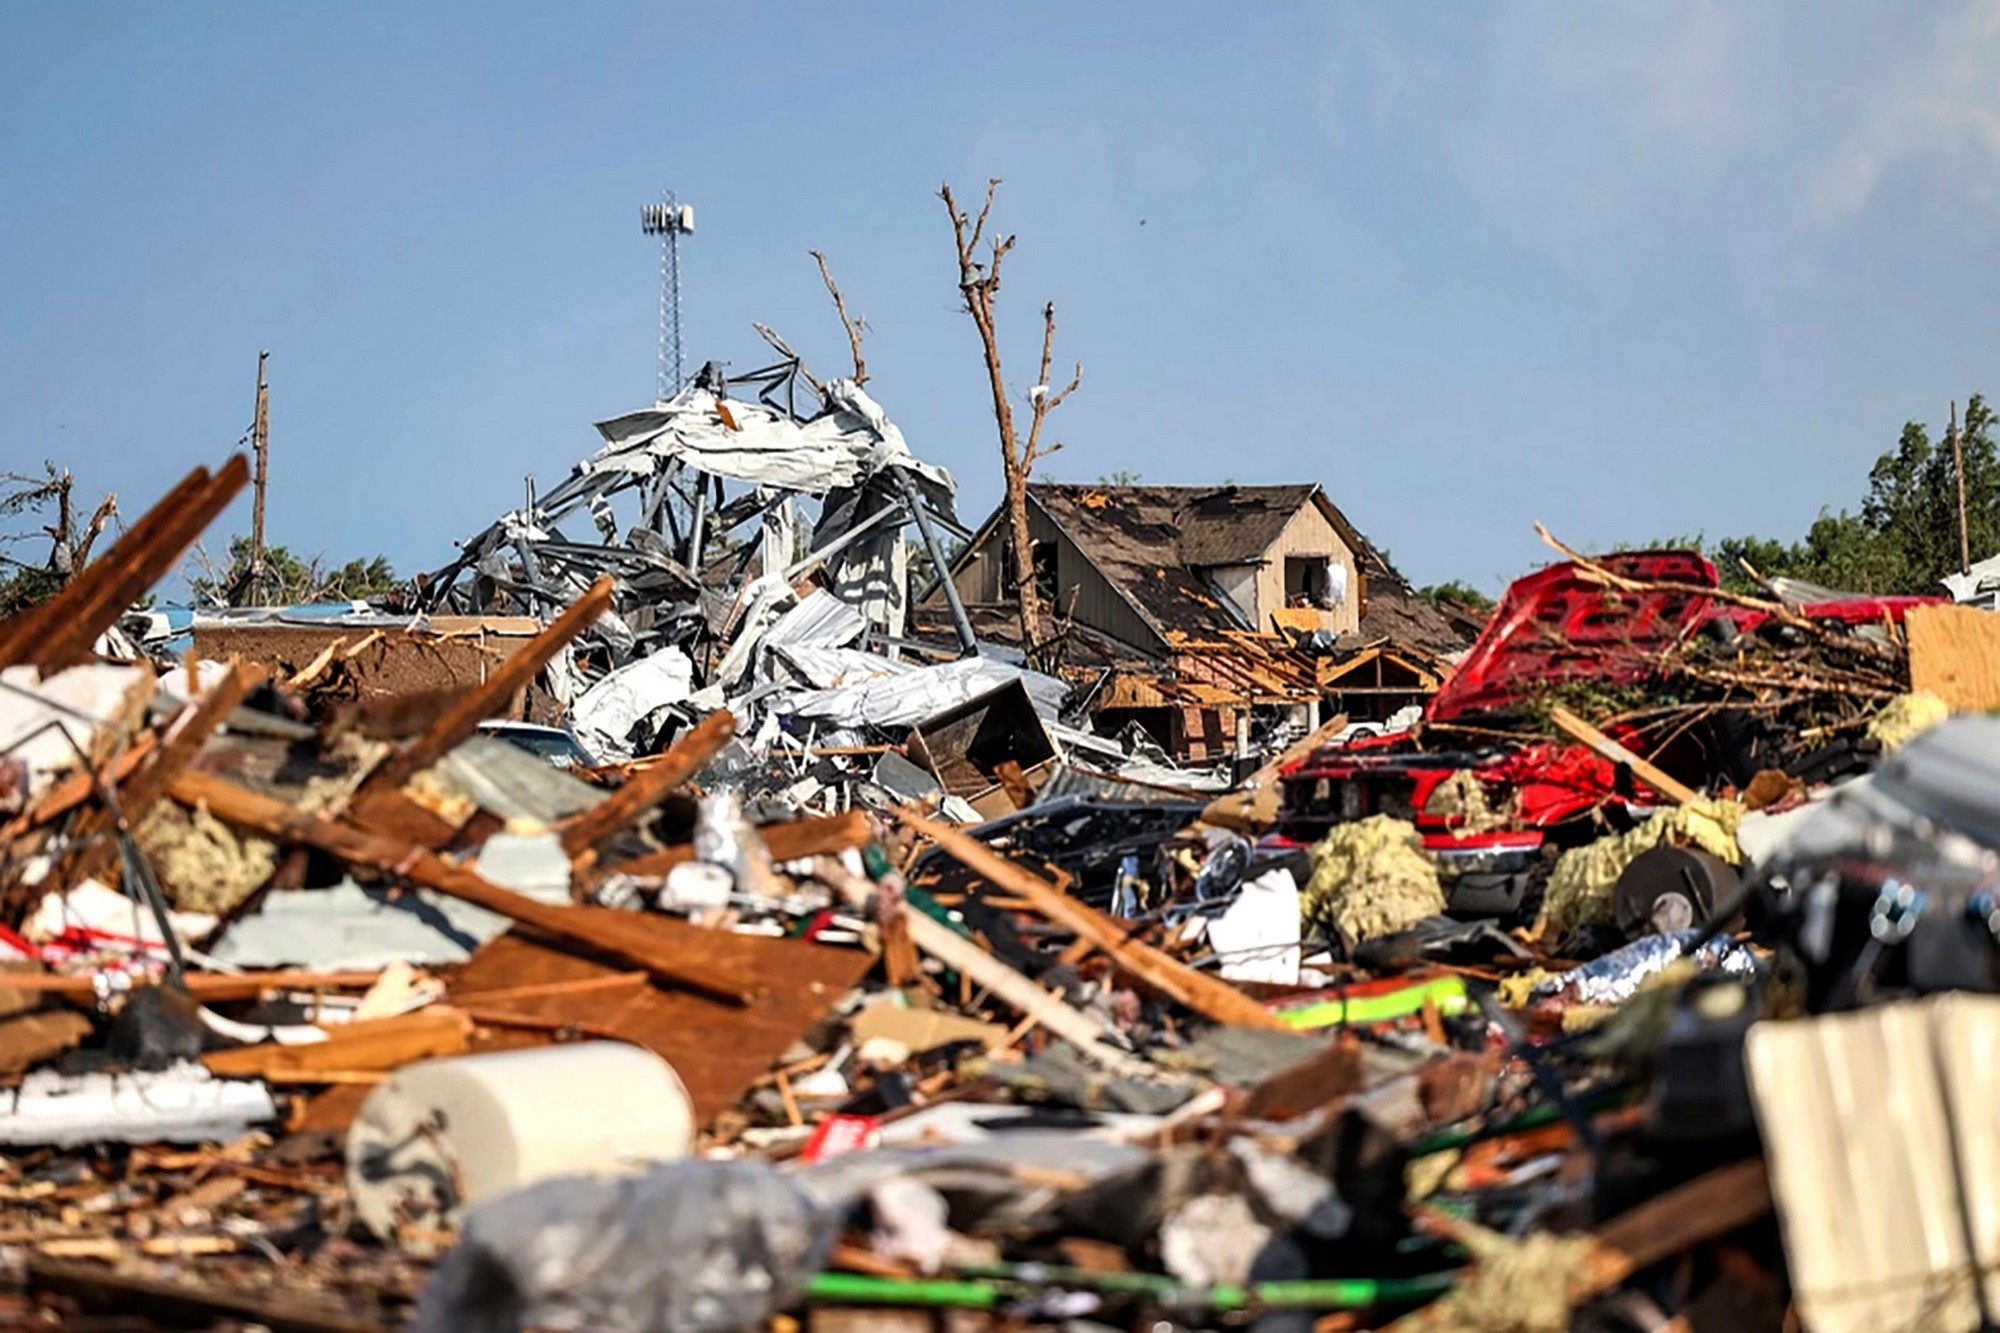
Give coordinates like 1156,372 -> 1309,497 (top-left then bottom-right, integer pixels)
418,333 -> 987,759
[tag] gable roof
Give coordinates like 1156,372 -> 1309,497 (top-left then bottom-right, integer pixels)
1026,483 -> 1353,640
931,481 -> 1475,659
1031,483 -> 1339,568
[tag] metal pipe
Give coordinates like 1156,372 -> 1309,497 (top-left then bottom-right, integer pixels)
686,470 -> 708,570
780,501 -> 909,583
896,471 -> 977,658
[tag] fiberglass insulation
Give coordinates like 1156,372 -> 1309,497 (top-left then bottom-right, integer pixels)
1301,815 -> 1447,948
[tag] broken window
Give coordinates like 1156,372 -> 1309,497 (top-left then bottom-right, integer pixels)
1004,538 -> 1061,603
1285,555 -> 1343,609
1033,539 -> 1058,603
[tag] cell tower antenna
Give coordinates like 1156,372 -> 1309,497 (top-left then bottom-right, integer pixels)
640,190 -> 695,402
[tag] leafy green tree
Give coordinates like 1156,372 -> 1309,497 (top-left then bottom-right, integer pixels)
1647,397 -> 2000,596
0,462 -> 117,615
1419,580 -> 1495,613
188,536 -> 399,605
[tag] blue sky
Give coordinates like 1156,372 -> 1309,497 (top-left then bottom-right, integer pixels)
6,3 -> 2000,595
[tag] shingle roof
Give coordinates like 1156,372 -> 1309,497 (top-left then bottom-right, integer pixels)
1031,484 -> 1319,569
1028,484 -> 1332,639
934,482 -> 1476,660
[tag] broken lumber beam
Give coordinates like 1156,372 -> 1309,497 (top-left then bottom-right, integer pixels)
1548,706 -> 1701,806
202,1008 -> 473,1080
0,731 -> 157,841
346,573 -> 614,821
32,456 -> 251,672
892,808 -> 1289,1031
1585,1157 -> 1771,1290
0,465 -> 213,669
0,969 -> 382,1001
606,809 -> 873,879
170,768 -> 760,1006
1388,1158 -> 1771,1330
809,857 -> 1161,1080
560,709 -> 737,857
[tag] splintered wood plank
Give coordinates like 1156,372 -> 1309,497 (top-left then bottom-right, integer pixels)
560,709 -> 736,857
33,457 -> 250,673
1907,604 -> 2000,712
345,575 -> 614,822
449,916 -> 873,1125
201,1009 -> 473,1080
0,466 -> 213,669
26,1257 -> 383,1333
1549,706 -> 1700,806
171,767 -> 760,1005
892,807 -> 1289,1031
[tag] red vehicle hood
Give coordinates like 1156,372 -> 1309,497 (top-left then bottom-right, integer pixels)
1424,551 -> 1718,724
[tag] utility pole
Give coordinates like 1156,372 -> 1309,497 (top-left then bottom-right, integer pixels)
1952,399 -> 1971,577
249,350 -> 271,602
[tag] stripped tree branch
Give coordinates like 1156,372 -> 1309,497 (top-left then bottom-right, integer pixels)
1022,303 -> 1082,471
808,250 -> 867,385
940,179 -> 1080,663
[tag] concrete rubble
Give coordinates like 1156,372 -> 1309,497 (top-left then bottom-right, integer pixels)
5,365 -> 2000,1333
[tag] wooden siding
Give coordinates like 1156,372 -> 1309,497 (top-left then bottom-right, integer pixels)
940,505 -> 1167,654
1252,503 -> 1361,636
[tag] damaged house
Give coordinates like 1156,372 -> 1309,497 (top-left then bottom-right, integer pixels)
922,483 -> 1470,761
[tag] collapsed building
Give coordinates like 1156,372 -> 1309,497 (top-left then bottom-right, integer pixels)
920,483 -> 1470,761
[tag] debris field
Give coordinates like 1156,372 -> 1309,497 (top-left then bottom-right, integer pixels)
5,360 -> 2000,1333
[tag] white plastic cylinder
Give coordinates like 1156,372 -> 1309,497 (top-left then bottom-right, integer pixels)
346,1041 -> 695,1239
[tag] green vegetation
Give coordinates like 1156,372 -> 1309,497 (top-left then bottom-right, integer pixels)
189,536 -> 399,605
1419,580 -> 1496,613
1638,396 -> 2000,595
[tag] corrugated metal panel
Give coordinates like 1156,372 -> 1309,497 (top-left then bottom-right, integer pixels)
761,589 -> 867,649
434,735 -> 606,824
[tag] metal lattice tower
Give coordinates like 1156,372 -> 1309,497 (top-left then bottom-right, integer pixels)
640,190 -> 694,402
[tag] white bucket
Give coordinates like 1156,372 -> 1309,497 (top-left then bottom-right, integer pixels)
347,1040 -> 696,1239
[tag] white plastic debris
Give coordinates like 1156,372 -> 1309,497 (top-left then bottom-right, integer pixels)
29,878 -> 216,953
0,1063 -> 276,1146
0,663 -> 149,800
1206,867 -> 1303,985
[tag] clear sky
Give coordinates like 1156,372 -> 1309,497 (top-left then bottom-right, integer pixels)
6,3 -> 2000,595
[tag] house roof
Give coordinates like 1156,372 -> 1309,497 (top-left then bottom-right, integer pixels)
1028,483 -> 1348,640
1350,548 -> 1479,658
932,481 -> 1476,659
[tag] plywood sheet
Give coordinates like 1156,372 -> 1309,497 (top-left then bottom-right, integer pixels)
1747,994 -> 2000,1332
450,912 -> 873,1125
1907,604 -> 2000,712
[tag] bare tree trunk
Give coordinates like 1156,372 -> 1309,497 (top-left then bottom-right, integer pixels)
939,180 -> 1081,662
73,493 -> 117,570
